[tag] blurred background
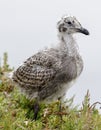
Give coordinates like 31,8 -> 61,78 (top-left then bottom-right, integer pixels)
0,0 -> 101,109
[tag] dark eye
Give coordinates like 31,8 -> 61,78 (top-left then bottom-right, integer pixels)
67,21 -> 72,25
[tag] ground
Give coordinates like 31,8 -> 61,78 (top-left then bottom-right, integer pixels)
0,76 -> 101,130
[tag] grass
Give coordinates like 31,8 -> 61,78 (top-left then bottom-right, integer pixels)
0,53 -> 101,130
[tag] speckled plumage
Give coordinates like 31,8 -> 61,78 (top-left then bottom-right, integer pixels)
12,16 -> 89,102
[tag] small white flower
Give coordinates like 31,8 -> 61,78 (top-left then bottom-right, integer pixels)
24,121 -> 29,126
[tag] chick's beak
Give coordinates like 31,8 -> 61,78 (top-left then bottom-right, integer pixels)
77,27 -> 90,35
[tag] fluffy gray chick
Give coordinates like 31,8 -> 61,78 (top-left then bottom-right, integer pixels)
12,16 -> 89,103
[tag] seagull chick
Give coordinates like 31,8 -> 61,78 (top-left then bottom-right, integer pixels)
12,15 -> 89,120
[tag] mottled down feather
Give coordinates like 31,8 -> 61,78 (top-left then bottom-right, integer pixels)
12,47 -> 82,101
13,51 -> 57,89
